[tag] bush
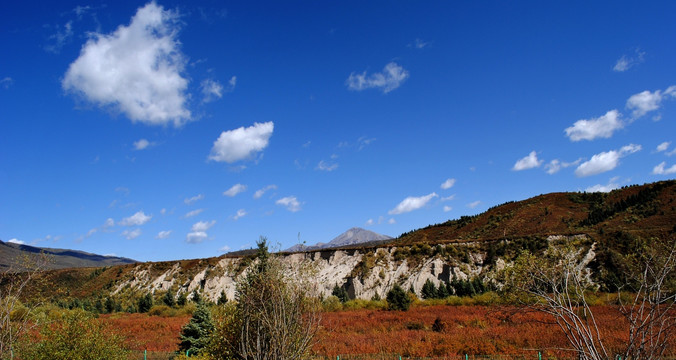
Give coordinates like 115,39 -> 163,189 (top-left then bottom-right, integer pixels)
137,293 -> 153,313
322,296 -> 343,312
386,284 -> 412,311
19,309 -> 129,360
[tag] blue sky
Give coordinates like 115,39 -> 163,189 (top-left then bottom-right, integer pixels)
2,1 -> 676,262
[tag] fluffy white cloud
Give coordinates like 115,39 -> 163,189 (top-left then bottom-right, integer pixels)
134,139 -> 153,150
545,158 -> 582,175
575,144 -> 641,177
512,151 -> 543,171
276,196 -> 302,212
586,177 -> 621,193
233,209 -> 247,220
186,232 -> 207,244
119,211 -> 151,226
443,205 -> 452,212
209,122 -> 274,163
184,194 -> 204,204
192,220 -> 216,232
389,193 -> 438,215
8,238 -> 24,245
62,2 -> 190,126
365,219 -> 374,226
223,184 -> 247,197
440,178 -> 456,190
253,185 -> 277,199
156,230 -> 172,239
626,86 -> 676,118
346,62 -> 409,93
653,162 -> 676,175
184,209 -> 204,218
656,141 -> 671,153
316,160 -> 338,171
564,110 -> 624,141
122,228 -> 141,240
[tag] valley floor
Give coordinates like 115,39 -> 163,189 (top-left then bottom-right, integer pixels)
101,305 -> 672,358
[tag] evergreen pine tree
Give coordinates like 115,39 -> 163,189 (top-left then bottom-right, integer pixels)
437,282 -> 450,298
331,284 -> 349,303
178,302 -> 215,355
386,284 -> 412,311
177,292 -> 188,307
421,279 -> 438,299
138,292 -> 153,313
217,290 -> 228,305
163,291 -> 176,307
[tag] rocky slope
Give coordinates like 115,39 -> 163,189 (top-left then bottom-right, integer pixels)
285,227 -> 393,252
22,180 -> 676,304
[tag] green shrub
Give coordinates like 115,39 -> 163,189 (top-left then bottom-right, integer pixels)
20,309 -> 129,360
322,296 -> 343,312
386,284 -> 412,311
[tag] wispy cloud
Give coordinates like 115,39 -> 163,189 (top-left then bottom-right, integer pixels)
133,139 -> 154,150
276,196 -> 302,212
656,141 -> 671,153
512,151 -> 543,171
121,228 -> 142,240
232,209 -> 247,220
156,230 -> 172,239
184,194 -> 204,205
545,158 -> 582,175
184,209 -> 204,218
224,184 -> 247,197
1,77 -> 14,89
346,62 -> 409,93
253,185 -> 277,199
389,193 -> 438,215
44,21 -> 74,53
209,122 -> 274,163
467,201 -> 481,209
63,2 -> 191,126
613,49 -> 645,72
575,144 -> 641,177
200,77 -> 234,103
316,160 -> 338,172
440,178 -> 456,190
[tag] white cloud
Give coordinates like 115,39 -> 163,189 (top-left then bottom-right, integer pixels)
122,228 -> 142,240
440,178 -> 456,190
575,144 -> 642,177
586,177 -> 621,193
0,77 -> 13,89
346,62 -> 409,93
103,218 -> 115,229
8,238 -> 24,245
184,209 -> 204,218
228,76 -> 237,89
388,218 -> 396,224
208,122 -> 274,163
62,2 -> 190,126
467,201 -> 481,209
156,230 -> 172,239
545,158 -> 582,175
316,160 -> 338,172
184,194 -> 204,204
564,110 -> 624,141
409,38 -> 429,49
365,219 -> 374,226
186,232 -> 207,244
656,141 -> 671,153
160,208 -> 167,215
192,220 -> 216,232
613,49 -> 644,72
388,192 -> 438,215
134,139 -> 153,150
219,245 -> 231,252
119,211 -> 151,226
653,162 -> 676,175
276,196 -> 302,212
626,86 -> 676,119
253,185 -> 277,199
443,205 -> 452,212
233,209 -> 247,220
201,79 -> 223,103
223,184 -> 247,197
512,151 -> 543,171
441,195 -> 455,202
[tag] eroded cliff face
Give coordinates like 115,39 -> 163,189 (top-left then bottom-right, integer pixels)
111,235 -> 590,301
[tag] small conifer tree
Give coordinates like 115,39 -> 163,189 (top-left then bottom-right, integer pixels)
179,302 -> 215,355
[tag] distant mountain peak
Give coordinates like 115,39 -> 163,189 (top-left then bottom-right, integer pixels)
286,227 -> 392,252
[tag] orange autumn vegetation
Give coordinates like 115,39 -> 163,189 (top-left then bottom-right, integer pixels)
98,305 -> 674,358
